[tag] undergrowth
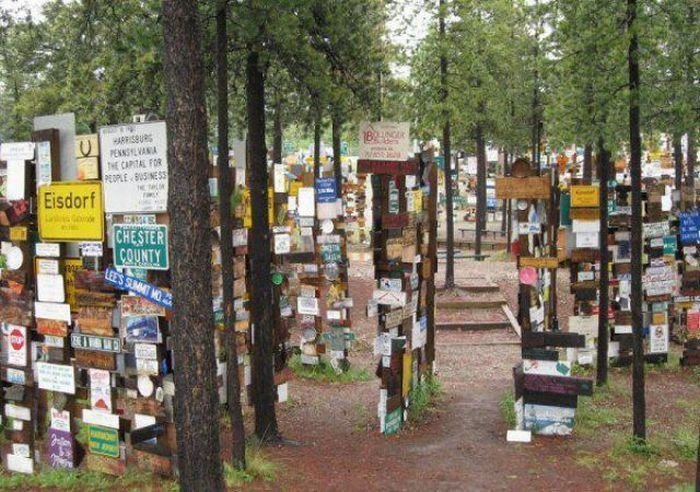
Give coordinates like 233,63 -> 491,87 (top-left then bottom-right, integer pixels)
407,374 -> 442,423
0,468 -> 167,491
224,443 -> 278,488
499,390 -> 516,428
289,354 -> 371,383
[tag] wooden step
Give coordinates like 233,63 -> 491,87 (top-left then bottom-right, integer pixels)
436,320 -> 512,331
436,299 -> 505,310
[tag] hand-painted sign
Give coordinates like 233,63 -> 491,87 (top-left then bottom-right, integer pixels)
38,181 -> 104,242
48,428 -> 74,469
113,224 -> 169,270
99,121 -> 168,213
88,425 -> 120,458
679,210 -> 700,245
36,362 -> 75,394
104,267 -> 172,309
315,178 -> 337,203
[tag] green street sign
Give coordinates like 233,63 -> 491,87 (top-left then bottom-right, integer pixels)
113,224 -> 169,270
341,141 -> 349,156
88,425 -> 119,458
383,408 -> 402,435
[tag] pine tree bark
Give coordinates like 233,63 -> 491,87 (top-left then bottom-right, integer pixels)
583,143 -> 593,182
475,124 -> 486,259
597,137 -> 610,386
673,133 -> 683,191
162,1 -> 224,489
627,0 -> 646,441
501,150 -> 508,235
246,48 -> 279,442
272,97 -> 283,164
332,113 -> 342,192
216,4 -> 246,469
314,105 -> 322,179
687,131 -> 696,191
439,0 -> 455,289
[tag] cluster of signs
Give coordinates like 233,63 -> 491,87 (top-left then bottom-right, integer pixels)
0,121 -> 176,477
358,121 -> 438,434
675,208 -> 700,365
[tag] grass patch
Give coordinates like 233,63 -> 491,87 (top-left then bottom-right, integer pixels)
407,373 -> 442,423
499,390 -> 516,428
646,351 -> 683,374
288,355 -> 371,383
671,425 -> 699,460
224,444 -> 278,488
0,468 -> 160,490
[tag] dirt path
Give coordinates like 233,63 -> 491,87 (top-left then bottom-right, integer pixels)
245,258 -> 697,492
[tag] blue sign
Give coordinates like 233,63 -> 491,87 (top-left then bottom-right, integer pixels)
679,210 -> 700,246
104,267 -> 172,309
315,178 -> 337,204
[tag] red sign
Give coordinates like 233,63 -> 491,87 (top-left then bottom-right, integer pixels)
357,160 -> 418,175
10,328 -> 24,351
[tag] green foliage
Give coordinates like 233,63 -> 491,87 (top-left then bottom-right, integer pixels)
0,468 -> 162,491
223,444 -> 278,488
288,354 -> 371,383
671,425 -> 699,460
499,390 -> 517,428
407,373 -> 442,423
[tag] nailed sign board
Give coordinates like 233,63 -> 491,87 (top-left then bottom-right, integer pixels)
518,256 -> 559,269
113,224 -> 169,270
358,121 -> 410,162
70,333 -> 121,353
495,176 -> 550,200
104,267 -> 172,309
99,121 -> 168,213
37,362 -> 76,394
38,181 -> 104,242
570,185 -> 599,208
88,425 -> 120,458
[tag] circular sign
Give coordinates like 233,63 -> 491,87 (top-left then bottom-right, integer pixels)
301,327 -> 317,341
272,272 -> 284,285
519,267 -> 538,286
6,246 -> 23,270
137,375 -> 154,397
10,328 -> 24,351
517,200 -> 529,211
324,262 -> 340,281
321,219 -> 334,234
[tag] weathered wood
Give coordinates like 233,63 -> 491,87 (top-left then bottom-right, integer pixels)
522,373 -> 593,396
495,176 -> 550,200
522,331 -> 586,348
518,256 -> 559,269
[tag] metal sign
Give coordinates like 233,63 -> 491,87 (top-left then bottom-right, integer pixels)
38,181 -> 104,242
113,223 -> 169,270
70,333 -> 121,353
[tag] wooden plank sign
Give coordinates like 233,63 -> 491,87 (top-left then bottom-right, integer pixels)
75,350 -> 116,371
495,176 -> 550,200
522,373 -> 593,396
518,256 -> 559,269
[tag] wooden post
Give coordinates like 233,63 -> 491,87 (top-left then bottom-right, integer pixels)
597,138 -> 609,386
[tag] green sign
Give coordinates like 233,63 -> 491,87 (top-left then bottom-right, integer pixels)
113,224 -> 169,270
383,408 -> 402,435
340,141 -> 349,156
283,142 -> 295,155
88,425 -> 119,458
608,199 -> 616,214
663,235 -> 676,256
320,243 -> 342,263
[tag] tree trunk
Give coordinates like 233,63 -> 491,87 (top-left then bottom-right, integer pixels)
272,98 -> 283,164
216,5 -> 246,469
439,0 -> 455,288
583,143 -> 593,182
627,0 -> 646,441
501,150 -> 508,235
687,131 -> 696,191
597,137 -> 610,386
314,106 -> 322,179
162,1 -> 224,489
246,48 -> 279,442
332,113 -> 342,192
673,133 -> 683,191
475,124 -> 486,259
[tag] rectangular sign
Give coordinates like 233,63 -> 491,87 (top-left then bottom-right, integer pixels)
38,181 -> 104,242
104,267 -> 172,309
88,425 -> 120,458
99,121 -> 168,213
120,295 -> 165,317
314,177 -> 337,203
48,427 -> 75,469
113,224 -> 169,270
358,121 -> 410,162
36,362 -> 76,394
70,333 -> 120,353
570,185 -> 599,208
495,176 -> 550,200
35,301 -> 72,322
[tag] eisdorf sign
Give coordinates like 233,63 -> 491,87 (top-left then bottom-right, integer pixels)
358,121 -> 410,161
99,121 -> 168,213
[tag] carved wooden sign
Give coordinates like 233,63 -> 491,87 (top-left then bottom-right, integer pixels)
495,176 -> 550,200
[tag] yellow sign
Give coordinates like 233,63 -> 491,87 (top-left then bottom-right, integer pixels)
242,189 -> 252,228
9,226 -> 27,241
570,185 -> 599,208
414,190 -> 423,212
38,181 -> 104,242
64,258 -> 82,307
402,352 -> 412,397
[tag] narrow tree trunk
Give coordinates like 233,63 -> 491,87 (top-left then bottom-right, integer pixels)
272,98 -> 283,164
687,131 -> 696,191
627,0 -> 646,441
314,106 -> 322,179
216,5 -> 246,469
332,113 -> 342,192
501,150 -> 508,235
246,49 -> 279,442
597,137 -> 610,386
475,124 -> 486,259
673,133 -> 683,191
440,0 -> 455,288
583,143 -> 593,182
163,1 -> 224,488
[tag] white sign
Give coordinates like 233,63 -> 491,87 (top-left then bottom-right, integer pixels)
522,359 -> 571,376
7,453 -> 33,474
372,289 -> 407,307
134,343 -> 158,360
297,297 -> 320,316
37,362 -> 76,394
136,358 -> 159,376
274,233 -> 291,255
51,408 -> 71,432
358,121 -> 410,161
82,408 -> 119,429
37,274 -> 66,303
36,258 -> 60,275
298,187 -> 316,217
649,324 -> 669,353
35,302 -> 72,322
89,368 -> 112,413
99,121 -> 168,213
35,243 -> 61,257
5,403 -> 31,421
576,231 -> 598,248
0,142 -> 35,161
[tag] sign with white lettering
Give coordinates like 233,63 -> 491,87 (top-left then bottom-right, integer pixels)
99,121 -> 168,213
113,224 -> 169,270
70,333 -> 120,353
104,267 -> 172,309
